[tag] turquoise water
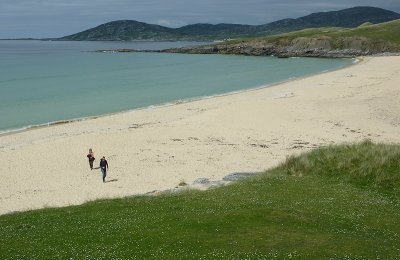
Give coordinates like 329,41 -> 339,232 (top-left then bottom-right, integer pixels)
0,40 -> 353,133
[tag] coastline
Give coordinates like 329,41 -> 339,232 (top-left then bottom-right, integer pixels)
0,57 -> 357,137
1,56 -> 399,216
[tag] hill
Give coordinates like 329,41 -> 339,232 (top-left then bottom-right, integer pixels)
242,6 -> 400,37
1,141 -> 400,258
161,19 -> 400,57
60,6 -> 400,41
59,20 -> 179,41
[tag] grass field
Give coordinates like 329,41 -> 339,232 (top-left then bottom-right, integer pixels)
265,19 -> 400,44
1,140 -> 400,259
224,19 -> 400,53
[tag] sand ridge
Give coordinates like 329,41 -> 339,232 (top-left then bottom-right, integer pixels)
1,56 -> 400,215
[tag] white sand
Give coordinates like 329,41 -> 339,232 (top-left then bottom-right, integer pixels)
1,56 -> 400,215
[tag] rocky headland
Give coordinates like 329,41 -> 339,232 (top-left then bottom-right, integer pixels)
96,18 -> 400,58
158,36 -> 400,58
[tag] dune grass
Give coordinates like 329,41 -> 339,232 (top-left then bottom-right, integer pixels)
282,140 -> 400,191
1,140 -> 400,259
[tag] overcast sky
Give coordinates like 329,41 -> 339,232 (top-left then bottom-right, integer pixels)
1,0 -> 399,38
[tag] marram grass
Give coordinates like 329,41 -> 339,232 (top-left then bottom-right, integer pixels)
281,139 -> 400,190
0,140 -> 399,259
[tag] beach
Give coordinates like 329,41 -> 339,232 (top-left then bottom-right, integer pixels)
1,56 -> 399,215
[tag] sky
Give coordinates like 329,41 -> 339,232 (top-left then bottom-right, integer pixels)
1,0 -> 399,38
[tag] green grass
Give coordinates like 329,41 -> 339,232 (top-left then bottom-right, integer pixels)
273,19 -> 400,43
1,140 -> 400,259
225,19 -> 400,50
337,20 -> 400,45
282,140 -> 400,191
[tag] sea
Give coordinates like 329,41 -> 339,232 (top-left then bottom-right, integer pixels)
0,40 -> 354,134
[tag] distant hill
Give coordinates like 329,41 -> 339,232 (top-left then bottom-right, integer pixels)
60,6 -> 400,41
60,20 -> 179,41
252,6 -> 400,36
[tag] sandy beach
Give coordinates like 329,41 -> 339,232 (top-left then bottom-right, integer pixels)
1,56 -> 399,215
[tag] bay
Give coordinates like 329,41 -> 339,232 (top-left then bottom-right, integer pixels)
0,40 -> 353,133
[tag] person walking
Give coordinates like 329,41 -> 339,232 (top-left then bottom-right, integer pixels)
100,156 -> 109,183
87,148 -> 95,170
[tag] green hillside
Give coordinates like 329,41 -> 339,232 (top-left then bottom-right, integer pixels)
60,7 -> 400,41
340,19 -> 400,44
164,19 -> 400,57
1,140 -> 399,258
262,19 -> 400,45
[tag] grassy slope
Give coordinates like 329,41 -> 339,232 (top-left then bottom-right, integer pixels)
338,19 -> 400,44
273,19 -> 400,42
226,19 -> 400,50
1,140 -> 400,259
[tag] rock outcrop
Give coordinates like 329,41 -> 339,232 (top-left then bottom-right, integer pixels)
160,36 -> 400,58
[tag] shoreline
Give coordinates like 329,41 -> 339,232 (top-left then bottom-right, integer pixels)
1,56 -> 399,216
0,57 -> 358,137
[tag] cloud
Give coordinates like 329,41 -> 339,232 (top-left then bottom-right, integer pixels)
0,0 -> 399,38
155,19 -> 187,28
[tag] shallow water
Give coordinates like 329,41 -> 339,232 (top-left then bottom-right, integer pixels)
0,40 -> 353,133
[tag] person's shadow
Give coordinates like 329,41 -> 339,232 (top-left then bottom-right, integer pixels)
93,167 -> 100,170
105,179 -> 118,183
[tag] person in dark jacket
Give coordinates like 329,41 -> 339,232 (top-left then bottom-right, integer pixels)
100,156 -> 109,183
